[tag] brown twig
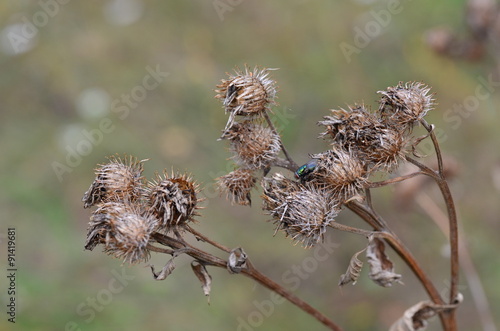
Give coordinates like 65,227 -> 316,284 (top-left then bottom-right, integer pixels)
151,232 -> 343,331
263,110 -> 299,171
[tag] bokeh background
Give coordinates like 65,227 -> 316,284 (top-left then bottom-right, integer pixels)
1,1 -> 499,330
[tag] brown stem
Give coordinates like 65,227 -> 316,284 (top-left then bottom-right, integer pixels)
346,201 -> 452,330
263,110 -> 299,170
186,225 -> 232,253
272,156 -> 300,172
151,232 -> 342,330
327,222 -> 378,237
368,171 -> 426,188
241,260 -> 344,331
421,120 -> 444,174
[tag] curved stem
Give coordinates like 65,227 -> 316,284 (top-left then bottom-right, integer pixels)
346,201 -> 452,330
421,119 -> 444,174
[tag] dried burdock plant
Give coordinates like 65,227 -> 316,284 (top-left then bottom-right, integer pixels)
308,148 -> 369,203
262,173 -> 341,248
85,202 -> 158,264
82,155 -> 146,208
318,105 -> 410,172
223,120 -> 281,169
145,170 -> 201,230
215,65 -> 278,134
216,168 -> 257,206
378,82 -> 434,130
81,67 -> 465,331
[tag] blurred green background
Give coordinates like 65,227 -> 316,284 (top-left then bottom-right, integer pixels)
1,1 -> 499,330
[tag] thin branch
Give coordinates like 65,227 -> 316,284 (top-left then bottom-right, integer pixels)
150,231 -> 343,331
327,222 -> 379,237
346,200 -> 453,330
421,119 -> 444,174
186,225 -> 232,253
242,259 -> 344,331
263,110 -> 299,170
147,244 -> 175,255
368,171 -> 426,188
416,192 -> 497,331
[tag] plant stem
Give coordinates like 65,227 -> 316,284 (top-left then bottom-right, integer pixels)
242,260 -> 344,331
368,171 -> 426,188
346,201 -> 453,330
263,110 -> 299,171
186,225 -> 232,253
151,232 -> 342,330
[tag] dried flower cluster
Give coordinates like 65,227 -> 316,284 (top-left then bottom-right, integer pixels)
260,81 -> 434,247
82,156 -> 201,264
215,66 -> 283,206
262,173 -> 340,247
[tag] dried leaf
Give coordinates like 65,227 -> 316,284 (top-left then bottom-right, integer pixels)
227,247 -> 248,274
366,238 -> 402,287
389,301 -> 436,331
338,248 -> 366,287
191,261 -> 212,303
148,258 -> 176,280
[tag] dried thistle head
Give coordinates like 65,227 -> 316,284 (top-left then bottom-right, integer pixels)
318,105 -> 380,145
215,66 -> 277,116
85,202 -> 158,264
215,66 -> 278,133
308,149 -> 368,203
262,173 -> 340,248
82,155 -> 146,208
318,106 -> 409,172
378,82 -> 434,129
363,126 -> 409,172
145,170 -> 201,231
223,121 -> 281,169
217,168 -> 257,206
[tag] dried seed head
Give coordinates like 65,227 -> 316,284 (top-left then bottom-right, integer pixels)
215,66 -> 278,133
309,149 -> 368,203
223,121 -> 281,169
215,66 -> 277,116
378,82 -> 434,128
85,202 -> 158,264
364,126 -> 409,172
262,173 -> 340,248
145,171 -> 201,230
318,105 -> 379,145
217,168 -> 257,206
82,155 -> 146,208
318,106 -> 409,172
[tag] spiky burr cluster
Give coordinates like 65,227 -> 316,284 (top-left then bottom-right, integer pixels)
82,156 -> 202,264
215,66 -> 283,205
260,81 -> 434,247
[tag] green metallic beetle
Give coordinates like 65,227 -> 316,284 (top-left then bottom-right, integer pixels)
295,159 -> 318,180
